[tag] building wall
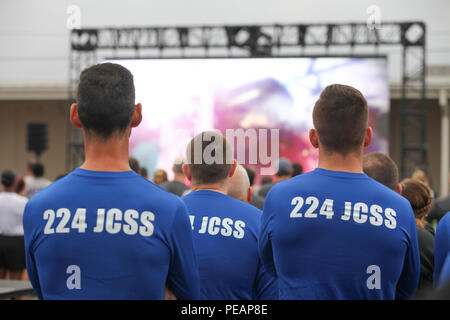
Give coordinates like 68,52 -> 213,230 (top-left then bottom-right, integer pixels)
389,98 -> 447,195
0,100 -> 69,181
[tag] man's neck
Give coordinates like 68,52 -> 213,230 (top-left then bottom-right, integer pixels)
190,182 -> 227,194
80,133 -> 131,172
317,149 -> 364,174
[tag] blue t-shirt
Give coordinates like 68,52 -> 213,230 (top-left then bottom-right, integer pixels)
259,168 -> 420,300
436,254 -> 450,287
434,212 -> 450,285
23,168 -> 200,300
182,190 -> 279,300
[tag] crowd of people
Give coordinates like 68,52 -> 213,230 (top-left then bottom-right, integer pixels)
0,161 -> 52,281
1,62 -> 450,300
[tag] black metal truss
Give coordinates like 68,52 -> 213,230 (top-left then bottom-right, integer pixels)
69,22 -> 427,178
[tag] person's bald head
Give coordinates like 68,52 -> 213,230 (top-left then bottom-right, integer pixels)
227,164 -> 252,203
363,152 -> 401,193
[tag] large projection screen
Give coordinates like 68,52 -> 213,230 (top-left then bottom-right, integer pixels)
108,57 -> 389,183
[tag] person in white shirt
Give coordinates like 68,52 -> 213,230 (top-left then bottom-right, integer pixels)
0,169 -> 28,280
24,162 -> 52,198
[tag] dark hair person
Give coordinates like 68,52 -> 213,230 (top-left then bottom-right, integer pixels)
401,179 -> 433,229
363,152 -> 400,192
160,158 -> 190,197
259,84 -> 420,299
0,169 -> 28,280
364,153 -> 434,298
22,63 -> 199,300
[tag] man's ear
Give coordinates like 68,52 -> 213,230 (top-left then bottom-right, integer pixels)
363,127 -> 373,148
229,159 -> 237,178
396,183 -> 403,195
309,129 -> 319,149
70,103 -> 83,129
182,163 -> 192,182
130,103 -> 143,128
247,187 -> 253,204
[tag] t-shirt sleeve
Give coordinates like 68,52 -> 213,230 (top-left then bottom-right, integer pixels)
165,200 -> 200,300
258,189 -> 277,277
434,213 -> 450,285
22,201 -> 43,300
395,206 -> 421,300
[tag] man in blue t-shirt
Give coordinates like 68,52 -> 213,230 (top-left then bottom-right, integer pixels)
181,131 -> 278,300
23,63 -> 200,300
434,212 -> 450,286
259,84 -> 420,300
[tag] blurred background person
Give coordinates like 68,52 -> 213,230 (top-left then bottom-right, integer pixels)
153,169 -> 168,185
412,167 -> 437,199
14,176 -> 26,196
363,152 -> 402,193
363,153 -> 435,298
24,162 -> 52,198
129,157 -> 141,174
0,169 -> 28,280
258,157 -> 292,198
260,176 -> 273,186
23,159 -> 36,187
427,173 -> 450,227
400,178 -> 435,296
244,166 -> 264,210
140,167 -> 149,179
227,164 -> 252,204
291,162 -> 303,177
160,158 -> 190,197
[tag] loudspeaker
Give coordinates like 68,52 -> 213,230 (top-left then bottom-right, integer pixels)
27,122 -> 48,156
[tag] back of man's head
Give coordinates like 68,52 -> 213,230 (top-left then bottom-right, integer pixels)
185,131 -> 234,185
32,162 -> 45,178
363,152 -> 399,191
77,63 -> 135,140
313,84 -> 369,155
227,165 -> 251,203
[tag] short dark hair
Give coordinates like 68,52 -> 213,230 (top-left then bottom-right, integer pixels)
129,157 -> 140,173
32,163 -> 45,178
275,158 -> 292,177
186,131 -> 234,185
244,166 -> 256,186
292,162 -> 303,177
1,170 -> 16,188
313,84 -> 368,155
77,63 -> 136,140
363,152 -> 399,191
